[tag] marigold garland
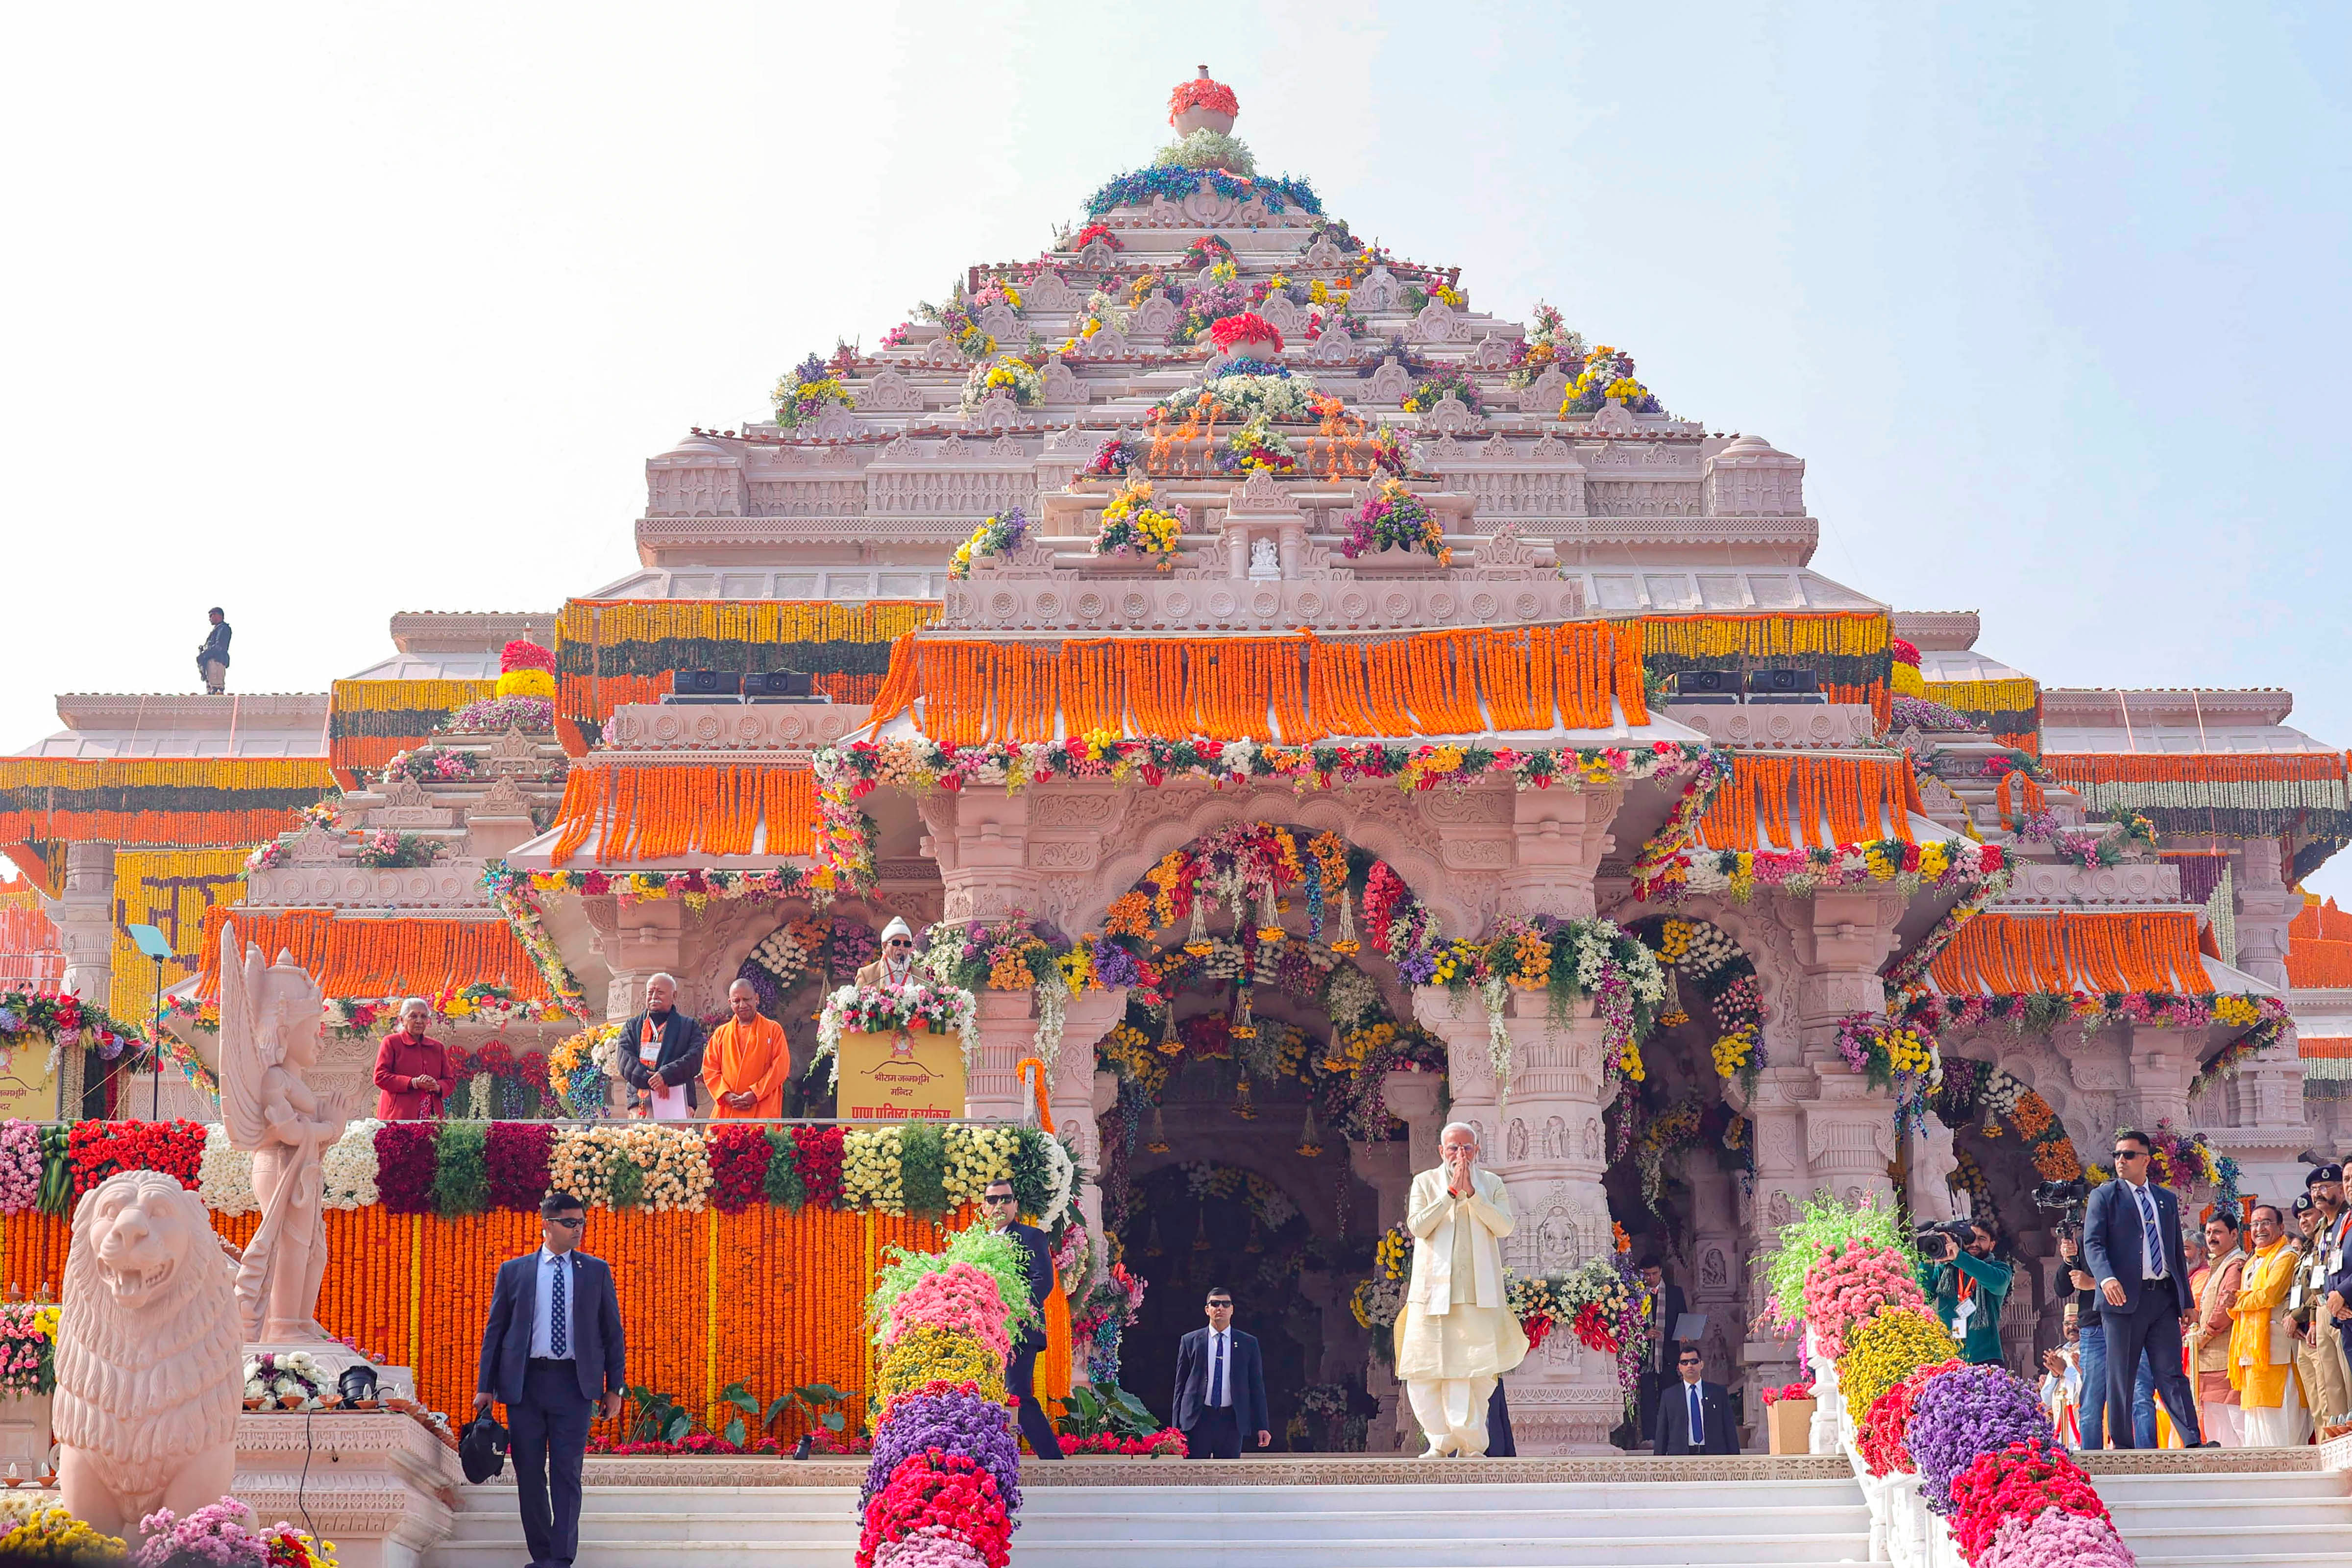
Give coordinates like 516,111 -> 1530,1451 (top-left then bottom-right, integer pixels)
192,907 -> 554,1007
1925,910 -> 2213,997
549,764 -> 816,866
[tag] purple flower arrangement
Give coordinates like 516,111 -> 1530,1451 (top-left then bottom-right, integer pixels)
860,1384 -> 1023,1516
1904,1364 -> 2054,1514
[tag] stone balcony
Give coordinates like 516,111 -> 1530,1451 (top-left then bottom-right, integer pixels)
1664,702 -> 1877,749
248,858 -> 492,909
1991,858 -> 2187,907
599,702 -> 875,752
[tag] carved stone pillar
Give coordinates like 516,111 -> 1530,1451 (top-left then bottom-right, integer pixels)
1053,989 -> 1128,1237
1499,782 -> 1622,922
1381,1068 -> 1446,1182
1741,1065 -> 1814,1419
1789,889 -> 1905,1067
966,991 -> 1032,1121
1673,1146 -> 1744,1393
599,897 -> 684,1021
1413,985 -> 1621,1453
49,842 -> 115,1011
2232,840 -> 2293,991
2116,1021 -> 2198,1133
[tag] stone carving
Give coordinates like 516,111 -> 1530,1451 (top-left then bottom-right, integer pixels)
1767,1190 -> 1796,1227
1507,1118 -> 1528,1160
1366,356 -> 1411,404
1076,325 -> 1129,358
1589,399 -> 1639,435
1352,265 -> 1403,314
55,1170 -> 243,1538
1256,292 -> 1305,337
1701,1248 -> 1729,1290
969,393 -> 1021,431
857,368 -> 923,413
1471,334 -> 1516,370
487,724 -> 542,776
1303,318 -> 1357,364
1422,394 -> 1481,434
1076,240 -> 1119,269
1413,300 -> 1464,343
1299,232 -> 1344,270
1518,367 -> 1570,416
285,823 -> 341,865
220,924 -> 347,1342
1132,290 -> 1182,337
1040,355 -> 1089,406
1021,270 -> 1078,310
1909,1116 -> 1962,1224
1248,537 -> 1281,579
807,403 -> 865,441
920,334 -> 966,368
975,303 -> 1021,341
1581,1118 -> 1600,1160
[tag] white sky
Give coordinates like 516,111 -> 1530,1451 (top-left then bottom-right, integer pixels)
2,2 -> 2347,887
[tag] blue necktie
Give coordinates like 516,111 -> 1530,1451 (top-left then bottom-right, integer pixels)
1210,1333 -> 1225,1407
550,1257 -> 570,1357
1689,1384 -> 1702,1447
2135,1186 -> 2162,1279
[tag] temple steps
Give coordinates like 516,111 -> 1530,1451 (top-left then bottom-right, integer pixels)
426,1457 -> 2352,1568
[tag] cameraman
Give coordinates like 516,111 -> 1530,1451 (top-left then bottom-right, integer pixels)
1917,1219 -> 2012,1366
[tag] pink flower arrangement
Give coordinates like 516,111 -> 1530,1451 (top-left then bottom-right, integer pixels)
873,1527 -> 991,1568
1800,1240 -> 1927,1359
1758,1380 -> 1814,1406
882,1264 -> 1013,1367
1976,1507 -> 2137,1568
1209,312 -> 1283,354
134,1498 -> 276,1568
0,1120 -> 41,1215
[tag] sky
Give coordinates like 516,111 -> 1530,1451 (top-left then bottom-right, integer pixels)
2,2 -> 2347,883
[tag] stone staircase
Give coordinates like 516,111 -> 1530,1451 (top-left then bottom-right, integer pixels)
427,1451 -> 2352,1568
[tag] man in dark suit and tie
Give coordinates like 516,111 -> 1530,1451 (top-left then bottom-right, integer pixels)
1652,1343 -> 1738,1455
983,1177 -> 1064,1460
1171,1286 -> 1272,1458
1636,1257 -> 1689,1441
475,1191 -> 628,1567
2081,1127 -> 2210,1448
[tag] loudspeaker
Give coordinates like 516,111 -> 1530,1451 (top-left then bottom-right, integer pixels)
1673,669 -> 1741,705
743,669 -> 813,698
670,669 -> 741,695
1744,667 -> 1826,705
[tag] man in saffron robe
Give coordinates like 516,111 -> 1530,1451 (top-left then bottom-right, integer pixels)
1394,1121 -> 1527,1457
701,979 -> 791,1119
2230,1202 -> 2311,1447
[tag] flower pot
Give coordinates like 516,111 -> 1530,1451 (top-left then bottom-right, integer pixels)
1766,1396 -> 1816,1454
1172,107 -> 1236,137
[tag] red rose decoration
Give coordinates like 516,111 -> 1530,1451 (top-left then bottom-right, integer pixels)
374,1122 -> 439,1214
66,1118 -> 204,1199
708,1122 -> 774,1214
484,1121 -> 553,1212
1210,312 -> 1283,355
1949,1437 -> 2107,1562
793,1124 -> 847,1209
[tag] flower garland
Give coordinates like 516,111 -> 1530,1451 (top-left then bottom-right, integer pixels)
1931,1060 -> 2084,1186
1219,419 -> 1297,475
0,991 -> 142,1082
1083,167 -> 1321,219
1426,915 -> 1666,1101
1150,368 -> 1317,425
1668,837 -> 2006,903
1833,1011 -> 1940,1098
1402,371 -> 1482,417
1628,915 -> 1767,1092
947,508 -> 1028,582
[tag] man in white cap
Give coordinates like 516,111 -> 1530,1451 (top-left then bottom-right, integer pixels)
1395,1121 -> 1527,1456
856,917 -> 923,990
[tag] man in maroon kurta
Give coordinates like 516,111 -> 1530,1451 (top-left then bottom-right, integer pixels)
373,998 -> 455,1118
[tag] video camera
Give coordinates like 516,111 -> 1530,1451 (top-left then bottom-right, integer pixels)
2032,1178 -> 2090,1239
1914,1218 -> 1978,1261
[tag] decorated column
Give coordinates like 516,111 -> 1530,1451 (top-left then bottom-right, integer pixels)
46,842 -> 115,1117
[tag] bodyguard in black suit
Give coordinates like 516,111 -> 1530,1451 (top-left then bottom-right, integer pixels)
1652,1344 -> 1738,1455
2079,1128 -> 2205,1448
475,1191 -> 628,1567
1171,1286 -> 1273,1458
982,1178 -> 1064,1461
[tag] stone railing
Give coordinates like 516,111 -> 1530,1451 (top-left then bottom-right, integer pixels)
1665,703 -> 1878,750
248,858 -> 491,908
1992,859 -> 2184,906
1809,1332 -> 1963,1568
599,702 -> 874,752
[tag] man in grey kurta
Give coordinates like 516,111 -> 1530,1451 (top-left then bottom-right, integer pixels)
1394,1121 -> 1528,1456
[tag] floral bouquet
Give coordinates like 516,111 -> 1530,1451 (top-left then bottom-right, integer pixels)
134,1499 -> 336,1568
1757,1379 -> 1815,1407
0,1304 -> 57,1396
1218,419 -> 1296,475
1182,233 -> 1234,270
1070,221 -> 1121,253
442,694 -> 555,734
949,507 -> 1028,580
857,1455 -> 1012,1568
877,1264 -> 1014,1366
0,1499 -> 125,1564
1402,371 -> 1482,416
860,1383 -> 1022,1515
1209,311 -> 1283,356
1091,480 -> 1187,567
959,355 -> 1043,414
1755,1192 -> 1914,1332
1905,1365 -> 2055,1514
379,744 -> 477,784
0,1121 -> 42,1216
773,351 -> 856,428
1949,1438 -> 2111,1563
1085,436 -> 1141,476
1340,479 -> 1448,564
244,1350 -> 326,1409
1801,1239 -> 1928,1360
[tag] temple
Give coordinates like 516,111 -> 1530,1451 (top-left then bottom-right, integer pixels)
3,69 -> 2344,1462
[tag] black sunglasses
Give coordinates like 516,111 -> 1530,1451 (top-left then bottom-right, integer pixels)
548,1215 -> 585,1229
982,1192 -> 1016,1204
2112,1149 -> 2148,1161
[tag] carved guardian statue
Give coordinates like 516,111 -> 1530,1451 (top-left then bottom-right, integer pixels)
54,1171 -> 243,1537
219,922 -> 348,1342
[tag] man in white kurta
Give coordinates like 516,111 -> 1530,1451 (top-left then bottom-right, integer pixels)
1394,1122 -> 1529,1456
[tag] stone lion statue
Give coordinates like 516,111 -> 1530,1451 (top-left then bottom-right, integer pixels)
54,1169 -> 243,1539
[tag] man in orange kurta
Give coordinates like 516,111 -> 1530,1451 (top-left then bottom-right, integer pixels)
701,979 -> 791,1119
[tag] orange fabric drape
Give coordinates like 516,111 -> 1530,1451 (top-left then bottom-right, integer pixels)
193,907 -> 554,1004
884,622 -> 1651,745
1928,910 -> 2214,997
548,764 -> 816,866
1696,754 -> 1922,851
1037,1282 -> 1073,1406
1997,770 -> 2046,829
